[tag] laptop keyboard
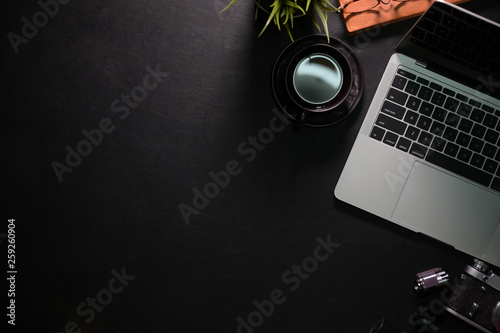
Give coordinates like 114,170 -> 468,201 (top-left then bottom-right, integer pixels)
409,4 -> 500,76
370,67 -> 500,193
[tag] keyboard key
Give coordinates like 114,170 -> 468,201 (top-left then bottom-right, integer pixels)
417,116 -> 432,131
432,107 -> 447,122
405,126 -> 421,141
370,126 -> 385,141
471,108 -> 485,122
457,132 -> 472,147
431,137 -> 446,151
442,15 -> 456,29
406,96 -> 421,111
430,82 -> 442,91
419,18 -> 436,32
443,88 -> 456,96
471,123 -> 486,139
436,25 -> 449,38
457,103 -> 472,117
418,86 -> 433,101
426,8 -> 443,23
444,142 -> 459,157
426,150 -> 492,187
471,153 -> 485,168
445,113 -> 460,128
469,137 -> 484,153
491,178 -> 500,192
457,147 -> 473,163
425,34 -> 440,47
443,127 -> 458,141
483,143 -> 498,158
383,132 -> 399,147
469,99 -> 481,107
417,77 -> 429,85
412,27 -> 426,41
418,132 -> 434,146
397,69 -> 417,80
410,142 -> 428,159
430,122 -> 445,136
485,129 -> 499,144
386,88 -> 408,106
376,114 -> 407,135
456,93 -> 468,102
482,105 -> 494,113
404,110 -> 419,125
392,75 -> 407,90
484,159 -> 498,175
444,97 -> 460,112
405,81 -> 421,95
381,101 -> 406,119
455,21 -> 468,35
431,92 -> 447,106
458,118 -> 473,133
419,102 -> 434,116
396,137 -> 412,152
483,114 -> 498,129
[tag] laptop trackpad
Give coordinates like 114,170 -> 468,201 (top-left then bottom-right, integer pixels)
392,162 -> 500,256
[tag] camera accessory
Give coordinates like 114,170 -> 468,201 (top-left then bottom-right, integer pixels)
415,267 -> 450,293
444,259 -> 500,333
493,301 -> 500,332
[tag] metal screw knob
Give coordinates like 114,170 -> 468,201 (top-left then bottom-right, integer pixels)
493,301 -> 500,333
472,259 -> 490,274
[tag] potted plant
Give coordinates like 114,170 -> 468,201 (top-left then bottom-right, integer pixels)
221,0 -> 339,41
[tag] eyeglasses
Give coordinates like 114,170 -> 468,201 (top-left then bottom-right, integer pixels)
338,0 -> 422,14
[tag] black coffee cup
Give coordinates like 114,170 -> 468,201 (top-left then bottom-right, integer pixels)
285,43 -> 352,128
272,35 -> 363,128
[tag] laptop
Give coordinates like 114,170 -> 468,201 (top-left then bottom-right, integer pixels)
335,0 -> 500,267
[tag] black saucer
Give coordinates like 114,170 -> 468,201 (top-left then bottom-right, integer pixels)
272,35 -> 364,127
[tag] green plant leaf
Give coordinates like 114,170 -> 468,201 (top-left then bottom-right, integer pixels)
258,0 -> 282,37
284,0 -> 306,15
284,23 -> 294,41
312,1 -> 330,42
220,0 -> 243,13
322,0 -> 339,11
305,0 -> 312,12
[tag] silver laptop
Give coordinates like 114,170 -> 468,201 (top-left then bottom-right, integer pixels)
335,0 -> 500,267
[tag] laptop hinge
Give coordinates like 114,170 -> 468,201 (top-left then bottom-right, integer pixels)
416,60 -> 427,68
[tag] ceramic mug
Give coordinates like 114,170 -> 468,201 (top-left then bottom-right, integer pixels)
284,43 -> 353,127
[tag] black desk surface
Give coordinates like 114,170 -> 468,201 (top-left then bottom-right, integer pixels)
3,0 -> 500,332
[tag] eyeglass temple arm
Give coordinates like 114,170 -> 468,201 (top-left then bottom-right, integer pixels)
337,0 -> 356,11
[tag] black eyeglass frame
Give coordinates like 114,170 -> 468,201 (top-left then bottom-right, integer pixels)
338,0 -> 422,14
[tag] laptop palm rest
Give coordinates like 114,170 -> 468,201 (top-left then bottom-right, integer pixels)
392,161 -> 500,257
